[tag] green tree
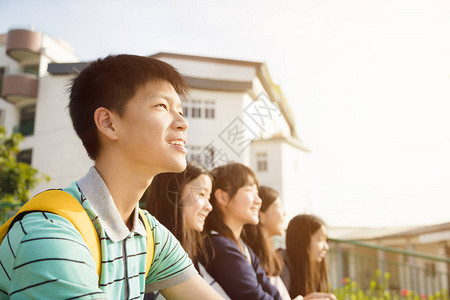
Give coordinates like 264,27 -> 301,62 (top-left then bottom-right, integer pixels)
0,126 -> 49,221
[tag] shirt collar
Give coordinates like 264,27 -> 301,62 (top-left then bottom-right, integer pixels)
76,166 -> 147,242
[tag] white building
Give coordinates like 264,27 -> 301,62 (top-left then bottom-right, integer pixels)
0,29 -> 310,218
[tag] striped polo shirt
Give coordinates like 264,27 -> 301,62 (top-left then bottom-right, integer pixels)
0,167 -> 197,299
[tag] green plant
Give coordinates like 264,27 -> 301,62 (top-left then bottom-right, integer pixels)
0,126 -> 49,222
333,270 -> 448,300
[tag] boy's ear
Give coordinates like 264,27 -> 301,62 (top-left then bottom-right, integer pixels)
94,107 -> 118,141
214,189 -> 229,208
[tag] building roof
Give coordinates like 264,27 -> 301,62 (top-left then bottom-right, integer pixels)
251,134 -> 309,152
47,62 -> 90,75
328,226 -> 419,240
183,76 -> 253,92
329,221 -> 450,242
150,52 -> 263,67
380,221 -> 450,239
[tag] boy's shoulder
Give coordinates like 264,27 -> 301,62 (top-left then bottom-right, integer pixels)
141,209 -> 178,250
0,209 -> 99,297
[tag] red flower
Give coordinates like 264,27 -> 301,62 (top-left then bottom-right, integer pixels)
421,294 -> 427,300
342,277 -> 350,285
401,290 -> 409,297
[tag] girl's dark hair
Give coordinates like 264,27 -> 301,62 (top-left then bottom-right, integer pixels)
286,214 -> 329,297
144,161 -> 211,270
243,186 -> 283,276
204,163 -> 258,244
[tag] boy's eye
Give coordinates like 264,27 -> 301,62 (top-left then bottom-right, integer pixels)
157,104 -> 168,110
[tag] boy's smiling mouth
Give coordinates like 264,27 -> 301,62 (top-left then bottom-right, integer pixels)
168,138 -> 187,153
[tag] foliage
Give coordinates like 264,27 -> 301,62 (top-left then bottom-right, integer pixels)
333,270 -> 448,300
0,126 -> 49,221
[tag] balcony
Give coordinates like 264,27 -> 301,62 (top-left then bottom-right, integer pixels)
6,29 -> 42,64
1,72 -> 38,104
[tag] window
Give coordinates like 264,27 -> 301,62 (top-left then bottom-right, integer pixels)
256,152 -> 267,172
17,105 -> 36,136
205,101 -> 215,119
22,64 -> 39,75
187,145 -> 203,162
184,99 -> 215,119
191,100 -> 202,118
17,149 -> 32,165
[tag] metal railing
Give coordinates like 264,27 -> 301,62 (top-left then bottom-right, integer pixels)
329,238 -> 449,296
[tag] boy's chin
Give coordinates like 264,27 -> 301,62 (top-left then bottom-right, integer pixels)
166,160 -> 187,173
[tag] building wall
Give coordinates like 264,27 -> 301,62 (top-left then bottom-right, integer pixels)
251,139 -> 282,193
0,100 -> 15,132
31,74 -> 92,195
250,139 -> 309,224
0,42 -> 20,133
281,141 -> 311,221
185,88 -> 270,168
0,41 -> 19,70
41,35 -> 79,64
185,88 -> 247,166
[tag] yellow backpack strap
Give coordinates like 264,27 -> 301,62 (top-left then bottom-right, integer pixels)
0,190 -> 102,278
138,209 -> 154,278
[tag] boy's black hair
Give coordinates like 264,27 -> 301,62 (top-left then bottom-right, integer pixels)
68,54 -> 189,160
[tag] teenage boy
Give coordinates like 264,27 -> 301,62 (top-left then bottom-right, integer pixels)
0,55 -> 223,299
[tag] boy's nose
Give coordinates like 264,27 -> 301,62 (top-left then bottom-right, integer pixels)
176,114 -> 189,131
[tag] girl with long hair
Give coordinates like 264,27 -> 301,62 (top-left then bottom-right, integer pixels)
242,186 -> 291,300
200,163 -> 282,300
279,215 -> 336,300
144,161 -> 230,299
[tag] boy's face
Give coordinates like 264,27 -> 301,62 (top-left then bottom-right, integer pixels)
113,80 -> 189,176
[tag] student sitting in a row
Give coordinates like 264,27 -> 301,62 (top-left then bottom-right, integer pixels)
143,160 -> 336,300
143,162 -> 230,299
243,186 -> 336,300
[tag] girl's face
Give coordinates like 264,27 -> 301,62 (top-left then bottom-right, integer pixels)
181,174 -> 213,232
260,197 -> 286,237
224,181 -> 262,226
309,225 -> 329,263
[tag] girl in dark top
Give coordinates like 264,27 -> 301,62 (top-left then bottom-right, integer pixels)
200,163 -> 282,300
243,186 -> 291,300
144,161 -> 229,299
279,215 -> 336,300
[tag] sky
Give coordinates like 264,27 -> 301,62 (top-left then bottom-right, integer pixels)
1,0 -> 450,228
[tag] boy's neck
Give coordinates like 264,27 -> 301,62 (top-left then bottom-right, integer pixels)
94,158 -> 153,229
